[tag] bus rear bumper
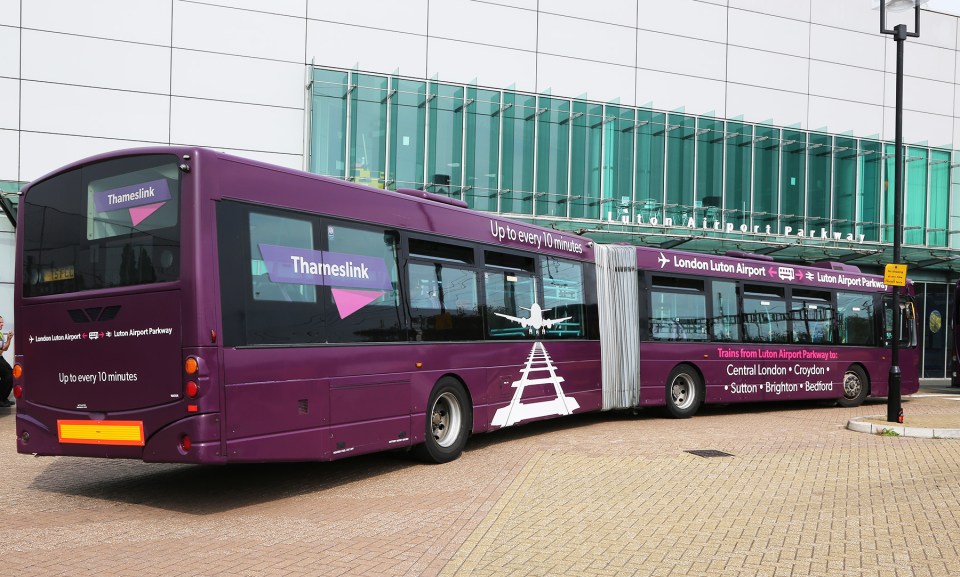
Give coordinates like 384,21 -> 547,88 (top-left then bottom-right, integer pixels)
15,412 -> 226,464
143,413 -> 226,464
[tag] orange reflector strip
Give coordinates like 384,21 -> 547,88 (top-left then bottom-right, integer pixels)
187,405 -> 198,413
57,420 -> 145,446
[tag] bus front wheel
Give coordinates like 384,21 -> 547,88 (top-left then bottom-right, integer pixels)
665,365 -> 703,419
838,365 -> 869,408
413,378 -> 472,464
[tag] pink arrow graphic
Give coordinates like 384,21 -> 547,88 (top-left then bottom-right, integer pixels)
767,266 -> 776,277
795,270 -> 803,280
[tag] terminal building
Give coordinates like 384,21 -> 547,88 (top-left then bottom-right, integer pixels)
1,0 -> 959,379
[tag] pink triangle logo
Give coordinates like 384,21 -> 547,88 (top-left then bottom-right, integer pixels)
129,202 -> 165,227
331,288 -> 384,319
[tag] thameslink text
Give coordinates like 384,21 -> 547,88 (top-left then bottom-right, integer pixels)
106,186 -> 156,206
289,256 -> 370,279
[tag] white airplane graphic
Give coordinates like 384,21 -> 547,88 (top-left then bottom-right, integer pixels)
495,303 -> 572,335
657,252 -> 669,268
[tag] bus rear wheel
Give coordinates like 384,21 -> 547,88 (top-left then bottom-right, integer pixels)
838,365 -> 869,408
413,378 -> 472,464
665,365 -> 703,419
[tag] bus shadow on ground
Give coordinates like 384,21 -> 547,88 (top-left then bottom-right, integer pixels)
27,397 -> 898,514
29,452 -> 420,515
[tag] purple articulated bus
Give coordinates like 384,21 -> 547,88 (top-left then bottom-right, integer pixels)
13,147 -> 602,464
592,245 -> 920,417
11,147 -> 919,465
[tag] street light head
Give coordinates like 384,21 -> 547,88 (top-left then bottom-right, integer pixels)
873,0 -> 929,11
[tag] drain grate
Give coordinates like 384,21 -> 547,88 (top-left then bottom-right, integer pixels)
685,449 -> 734,458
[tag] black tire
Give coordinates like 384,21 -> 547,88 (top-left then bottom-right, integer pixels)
412,378 -> 472,464
837,365 -> 869,408
665,364 -> 703,419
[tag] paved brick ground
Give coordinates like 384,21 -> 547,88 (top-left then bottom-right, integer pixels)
3,386 -> 960,577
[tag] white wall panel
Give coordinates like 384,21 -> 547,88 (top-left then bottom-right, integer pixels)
0,0 -> 19,26
810,60 -> 884,106
18,132 -> 161,181
173,2 -> 304,62
727,46 -> 809,94
637,32 -> 725,81
811,0 -> 878,35
729,0 -> 810,21
172,49 -> 304,109
307,20 -> 426,78
20,82 -> 169,142
22,0 -> 171,45
0,26 -> 18,77
810,25 -> 884,71
196,0 -> 305,18
635,69 -> 725,116
21,30 -> 171,94
808,96 -> 882,137
955,80 -> 960,131
309,0 -> 427,35
729,9 -> 809,58
0,129 -> 18,181
639,0 -> 727,44
170,97 -> 302,155
431,0 -> 535,52
539,13 -> 634,66
0,78 -> 17,130
726,83 -> 808,127
539,54 -> 633,105
884,73 -> 955,116
883,107 -> 953,145
884,40 -> 956,83
429,38 -> 536,92
915,9 -> 957,50
539,0 -> 635,25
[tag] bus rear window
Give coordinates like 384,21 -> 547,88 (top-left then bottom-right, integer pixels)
22,154 -> 181,297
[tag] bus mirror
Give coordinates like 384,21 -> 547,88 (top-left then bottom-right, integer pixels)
904,303 -> 915,320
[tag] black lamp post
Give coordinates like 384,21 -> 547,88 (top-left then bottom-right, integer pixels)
879,0 -> 926,423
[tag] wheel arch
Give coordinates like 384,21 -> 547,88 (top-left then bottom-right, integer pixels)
671,362 -> 706,393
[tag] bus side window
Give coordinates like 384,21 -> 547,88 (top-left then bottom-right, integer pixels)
324,224 -> 404,343
791,289 -> 833,345
541,256 -> 586,339
484,250 -> 537,339
742,284 -> 787,343
249,212 -> 317,304
710,281 -> 740,342
649,276 -> 708,342
837,292 -> 875,346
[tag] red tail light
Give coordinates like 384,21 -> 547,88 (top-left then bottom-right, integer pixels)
185,381 -> 199,398
12,385 -> 22,399
180,435 -> 192,452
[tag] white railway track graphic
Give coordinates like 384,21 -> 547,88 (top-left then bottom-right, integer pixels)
492,342 -> 580,428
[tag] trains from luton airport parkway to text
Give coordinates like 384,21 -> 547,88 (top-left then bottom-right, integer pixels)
11,147 -> 919,464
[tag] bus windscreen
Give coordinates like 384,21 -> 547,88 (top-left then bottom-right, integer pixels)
22,154 -> 181,297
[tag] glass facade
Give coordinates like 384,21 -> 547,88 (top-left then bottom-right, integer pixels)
305,67 -> 960,378
309,67 -> 956,250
